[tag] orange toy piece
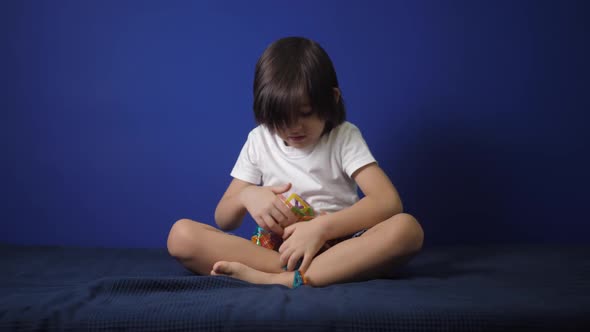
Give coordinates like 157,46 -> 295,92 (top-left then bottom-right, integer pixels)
251,227 -> 283,250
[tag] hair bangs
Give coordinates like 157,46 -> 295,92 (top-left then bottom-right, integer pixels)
254,71 -> 309,132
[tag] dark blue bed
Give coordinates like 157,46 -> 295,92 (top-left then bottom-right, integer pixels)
1,243 -> 589,331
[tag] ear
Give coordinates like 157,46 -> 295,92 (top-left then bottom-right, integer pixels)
333,87 -> 341,104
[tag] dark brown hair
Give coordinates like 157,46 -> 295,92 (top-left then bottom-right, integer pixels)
253,37 -> 346,133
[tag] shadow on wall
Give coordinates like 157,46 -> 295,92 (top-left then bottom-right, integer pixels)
388,100 -> 525,246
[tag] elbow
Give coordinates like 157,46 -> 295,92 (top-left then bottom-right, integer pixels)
214,207 -> 231,231
214,205 -> 244,231
214,216 -> 233,232
383,190 -> 404,218
395,194 -> 404,215
389,198 -> 403,218
213,211 -> 224,230
217,223 -> 233,232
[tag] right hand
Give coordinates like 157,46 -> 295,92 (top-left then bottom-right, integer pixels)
239,183 -> 299,236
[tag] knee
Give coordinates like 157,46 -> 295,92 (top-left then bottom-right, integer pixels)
392,213 -> 424,254
167,219 -> 198,259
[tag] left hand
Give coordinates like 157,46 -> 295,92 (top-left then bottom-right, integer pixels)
278,221 -> 326,272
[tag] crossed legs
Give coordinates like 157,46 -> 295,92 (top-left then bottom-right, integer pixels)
167,213 -> 423,287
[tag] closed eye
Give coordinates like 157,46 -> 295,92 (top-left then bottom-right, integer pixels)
300,108 -> 314,117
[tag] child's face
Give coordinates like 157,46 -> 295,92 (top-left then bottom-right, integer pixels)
276,104 -> 326,149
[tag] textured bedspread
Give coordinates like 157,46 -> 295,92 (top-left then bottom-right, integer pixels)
1,244 -> 589,331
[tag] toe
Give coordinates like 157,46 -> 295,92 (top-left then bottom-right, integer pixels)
212,261 -> 230,275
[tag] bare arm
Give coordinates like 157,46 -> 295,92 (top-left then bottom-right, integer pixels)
315,162 -> 403,240
214,178 -> 253,231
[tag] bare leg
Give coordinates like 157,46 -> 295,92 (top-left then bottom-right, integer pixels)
210,213 -> 424,287
303,213 -> 423,286
167,219 -> 284,275
211,261 -> 294,286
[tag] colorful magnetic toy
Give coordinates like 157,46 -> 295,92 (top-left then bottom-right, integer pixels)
251,193 -> 319,250
251,227 -> 283,250
283,193 -> 316,221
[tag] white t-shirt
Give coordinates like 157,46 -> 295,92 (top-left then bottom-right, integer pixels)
230,121 -> 376,214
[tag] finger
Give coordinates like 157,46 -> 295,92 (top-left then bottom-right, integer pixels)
278,238 -> 289,253
300,253 -> 313,273
262,214 -> 283,236
273,199 -> 298,226
269,207 -> 286,227
279,248 -> 294,267
270,182 -> 292,195
287,251 -> 302,272
282,225 -> 295,240
253,216 -> 270,232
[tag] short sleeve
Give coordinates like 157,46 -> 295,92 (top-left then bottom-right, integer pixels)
340,123 -> 377,177
230,130 -> 262,185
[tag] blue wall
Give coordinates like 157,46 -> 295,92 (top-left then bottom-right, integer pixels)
2,1 -> 588,248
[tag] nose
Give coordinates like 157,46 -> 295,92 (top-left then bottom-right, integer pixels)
289,119 -> 303,131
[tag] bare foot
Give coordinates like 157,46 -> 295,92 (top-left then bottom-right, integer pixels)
211,261 -> 293,287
